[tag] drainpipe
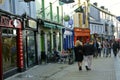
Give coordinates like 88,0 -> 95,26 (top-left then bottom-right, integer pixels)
50,2 -> 53,21
41,0 -> 45,19
50,2 -> 53,50
57,6 -> 59,22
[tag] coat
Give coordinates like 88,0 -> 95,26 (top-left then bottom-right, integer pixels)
83,43 -> 95,56
74,45 -> 83,62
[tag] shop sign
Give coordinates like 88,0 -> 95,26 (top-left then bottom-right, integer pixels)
64,30 -> 72,35
27,19 -> 37,29
0,16 -> 13,27
44,22 -> 56,28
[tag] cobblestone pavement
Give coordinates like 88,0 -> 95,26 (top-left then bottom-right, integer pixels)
5,56 -> 118,80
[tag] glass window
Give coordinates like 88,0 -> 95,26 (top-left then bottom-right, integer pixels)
26,30 -> 36,66
2,37 -> 17,72
2,28 -> 17,72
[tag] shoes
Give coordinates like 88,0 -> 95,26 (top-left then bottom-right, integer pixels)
85,66 -> 91,71
79,66 -> 82,71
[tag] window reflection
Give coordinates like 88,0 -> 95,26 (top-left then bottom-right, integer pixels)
2,37 -> 17,72
27,36 -> 36,66
26,30 -> 36,67
2,28 -> 17,72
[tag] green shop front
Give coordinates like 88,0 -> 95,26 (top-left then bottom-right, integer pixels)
40,21 -> 63,63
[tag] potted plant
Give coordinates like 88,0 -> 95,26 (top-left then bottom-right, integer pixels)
63,15 -> 70,21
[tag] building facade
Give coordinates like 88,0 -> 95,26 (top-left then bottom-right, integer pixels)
0,0 -> 37,79
36,0 -> 64,63
89,3 -> 116,41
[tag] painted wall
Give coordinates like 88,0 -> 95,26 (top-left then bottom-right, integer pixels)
0,0 -> 36,18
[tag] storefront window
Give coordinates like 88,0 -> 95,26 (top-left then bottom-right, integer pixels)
58,32 -> 61,51
2,28 -> 17,72
47,32 -> 51,53
26,30 -> 36,66
53,32 -> 56,48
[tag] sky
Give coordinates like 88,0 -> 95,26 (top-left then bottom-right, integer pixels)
90,0 -> 120,16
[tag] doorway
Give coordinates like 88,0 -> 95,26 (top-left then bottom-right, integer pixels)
23,30 -> 37,68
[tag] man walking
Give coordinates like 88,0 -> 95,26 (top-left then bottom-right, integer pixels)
83,39 -> 95,70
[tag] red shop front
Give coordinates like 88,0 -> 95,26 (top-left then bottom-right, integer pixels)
74,28 -> 90,44
0,15 -> 24,79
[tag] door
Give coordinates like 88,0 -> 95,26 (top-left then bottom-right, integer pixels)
23,30 -> 37,68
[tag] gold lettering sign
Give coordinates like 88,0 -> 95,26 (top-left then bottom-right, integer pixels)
28,19 -> 37,29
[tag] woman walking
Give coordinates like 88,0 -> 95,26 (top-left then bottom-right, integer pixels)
74,40 -> 84,71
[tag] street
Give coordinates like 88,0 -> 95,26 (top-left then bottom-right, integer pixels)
5,53 -> 120,80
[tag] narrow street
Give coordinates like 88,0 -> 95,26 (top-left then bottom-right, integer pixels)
5,53 -> 120,80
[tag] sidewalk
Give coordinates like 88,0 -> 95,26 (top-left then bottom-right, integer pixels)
49,57 -> 116,80
5,63 -> 69,80
5,57 -> 118,80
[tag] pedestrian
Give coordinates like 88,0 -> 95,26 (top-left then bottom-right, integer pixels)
97,40 -> 102,57
108,40 -> 112,57
83,39 -> 95,70
112,40 -> 119,57
102,39 -> 109,57
93,40 -> 99,58
74,40 -> 84,71
53,48 -> 60,62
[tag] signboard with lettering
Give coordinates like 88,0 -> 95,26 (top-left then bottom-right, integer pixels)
28,19 -> 37,29
0,16 -> 13,27
25,19 -> 37,30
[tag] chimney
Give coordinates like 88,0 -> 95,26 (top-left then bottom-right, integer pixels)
93,2 -> 97,6
100,6 -> 104,9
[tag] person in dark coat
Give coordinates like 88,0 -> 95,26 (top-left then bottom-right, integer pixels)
83,39 -> 95,70
112,40 -> 119,57
74,40 -> 83,71
93,40 -> 99,58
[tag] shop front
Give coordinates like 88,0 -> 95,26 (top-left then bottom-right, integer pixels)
22,16 -> 38,69
0,14 -> 23,79
39,21 -> 63,63
63,29 -> 74,50
74,28 -> 90,44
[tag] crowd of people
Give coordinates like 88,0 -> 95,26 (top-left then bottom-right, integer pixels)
49,38 -> 120,71
74,39 -> 120,71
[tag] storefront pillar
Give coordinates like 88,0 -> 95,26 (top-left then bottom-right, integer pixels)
36,32 -> 41,64
17,29 -> 24,71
